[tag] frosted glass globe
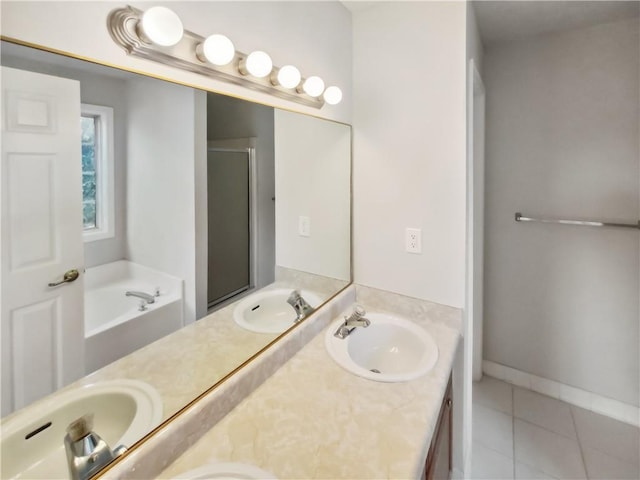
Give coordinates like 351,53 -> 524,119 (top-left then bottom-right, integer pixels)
202,35 -> 235,66
323,86 -> 343,105
302,76 -> 325,97
245,51 -> 273,78
140,7 -> 184,47
277,65 -> 301,89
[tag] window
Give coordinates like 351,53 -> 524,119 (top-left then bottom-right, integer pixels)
81,104 -> 114,242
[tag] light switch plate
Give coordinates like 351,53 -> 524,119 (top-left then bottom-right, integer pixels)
299,216 -> 311,237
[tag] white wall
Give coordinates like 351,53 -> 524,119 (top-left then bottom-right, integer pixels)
206,93 -> 275,290
0,49 -> 128,268
352,2 -> 468,308
274,110 -> 351,281
483,18 -> 640,407
125,77 -> 206,325
0,1 -> 352,123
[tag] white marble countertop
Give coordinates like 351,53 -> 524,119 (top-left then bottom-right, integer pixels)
159,301 -> 461,479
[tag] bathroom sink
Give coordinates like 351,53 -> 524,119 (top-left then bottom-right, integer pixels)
325,312 -> 438,382
233,288 -> 322,334
174,462 -> 277,479
0,379 -> 163,479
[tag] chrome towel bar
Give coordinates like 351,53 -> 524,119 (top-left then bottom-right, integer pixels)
515,212 -> 640,230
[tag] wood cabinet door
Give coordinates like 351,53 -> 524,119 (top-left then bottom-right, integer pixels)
425,376 -> 453,480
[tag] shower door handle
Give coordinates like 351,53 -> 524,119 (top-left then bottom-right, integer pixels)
48,269 -> 80,287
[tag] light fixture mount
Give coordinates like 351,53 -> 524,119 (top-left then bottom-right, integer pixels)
107,5 -> 327,108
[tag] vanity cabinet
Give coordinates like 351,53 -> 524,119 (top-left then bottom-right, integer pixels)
424,375 -> 452,480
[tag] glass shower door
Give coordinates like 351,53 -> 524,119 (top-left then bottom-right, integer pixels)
207,148 -> 251,307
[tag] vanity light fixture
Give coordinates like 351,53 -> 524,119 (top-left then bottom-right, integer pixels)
197,34 -> 235,66
107,5 -> 342,108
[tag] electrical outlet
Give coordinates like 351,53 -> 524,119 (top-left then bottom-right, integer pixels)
405,228 -> 422,254
298,216 -> 311,237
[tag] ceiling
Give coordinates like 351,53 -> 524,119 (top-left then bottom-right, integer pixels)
342,1 -> 639,46
473,1 -> 640,46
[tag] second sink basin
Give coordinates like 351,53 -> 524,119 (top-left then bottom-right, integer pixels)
325,312 -> 438,382
233,288 -> 322,334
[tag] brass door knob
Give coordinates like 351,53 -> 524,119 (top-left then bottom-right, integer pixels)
48,269 -> 80,287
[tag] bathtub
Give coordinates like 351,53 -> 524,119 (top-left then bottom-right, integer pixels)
84,260 -> 184,374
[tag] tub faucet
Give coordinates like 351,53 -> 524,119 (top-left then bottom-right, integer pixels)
334,305 -> 370,339
287,290 -> 315,322
64,414 -> 127,480
125,290 -> 155,304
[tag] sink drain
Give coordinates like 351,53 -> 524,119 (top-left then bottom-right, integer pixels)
370,369 -> 381,374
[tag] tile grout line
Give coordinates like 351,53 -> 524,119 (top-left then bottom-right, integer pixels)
569,404 -> 589,479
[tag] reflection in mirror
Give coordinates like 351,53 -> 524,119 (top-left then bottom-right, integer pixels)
0,40 -> 350,479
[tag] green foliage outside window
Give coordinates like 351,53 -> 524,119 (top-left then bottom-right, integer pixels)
81,116 -> 97,229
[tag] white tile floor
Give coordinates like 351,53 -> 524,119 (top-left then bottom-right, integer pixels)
470,376 -> 640,480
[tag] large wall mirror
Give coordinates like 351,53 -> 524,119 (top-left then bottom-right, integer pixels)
0,39 -> 351,478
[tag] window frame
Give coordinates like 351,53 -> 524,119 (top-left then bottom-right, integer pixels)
81,103 -> 115,242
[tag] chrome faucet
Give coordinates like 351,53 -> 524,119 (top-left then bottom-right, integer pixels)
334,305 -> 370,339
125,290 -> 155,304
287,289 -> 315,322
64,414 -> 127,480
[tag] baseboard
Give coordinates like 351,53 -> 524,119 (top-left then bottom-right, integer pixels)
482,360 -> 639,427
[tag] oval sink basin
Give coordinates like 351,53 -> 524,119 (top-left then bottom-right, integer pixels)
174,462 -> 277,479
325,312 -> 438,382
0,379 -> 163,479
233,288 -> 323,334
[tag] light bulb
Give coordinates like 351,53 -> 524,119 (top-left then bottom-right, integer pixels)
139,6 -> 184,47
244,51 -> 273,78
200,34 -> 235,66
302,76 -> 325,97
277,65 -> 301,89
323,86 -> 343,105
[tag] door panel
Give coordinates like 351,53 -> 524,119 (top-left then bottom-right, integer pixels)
7,153 -> 57,269
1,66 -> 85,415
10,298 -> 60,408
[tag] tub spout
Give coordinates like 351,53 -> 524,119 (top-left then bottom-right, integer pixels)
125,291 -> 155,304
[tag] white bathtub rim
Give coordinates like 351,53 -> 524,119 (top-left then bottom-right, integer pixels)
84,260 -> 183,291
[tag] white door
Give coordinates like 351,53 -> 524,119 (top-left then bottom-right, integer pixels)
1,66 -> 85,416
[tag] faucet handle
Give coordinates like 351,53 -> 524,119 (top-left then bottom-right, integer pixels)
287,289 -> 301,302
66,414 -> 93,442
352,304 -> 366,318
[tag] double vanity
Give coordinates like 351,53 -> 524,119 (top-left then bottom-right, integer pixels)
1,282 -> 461,480
105,283 -> 461,480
